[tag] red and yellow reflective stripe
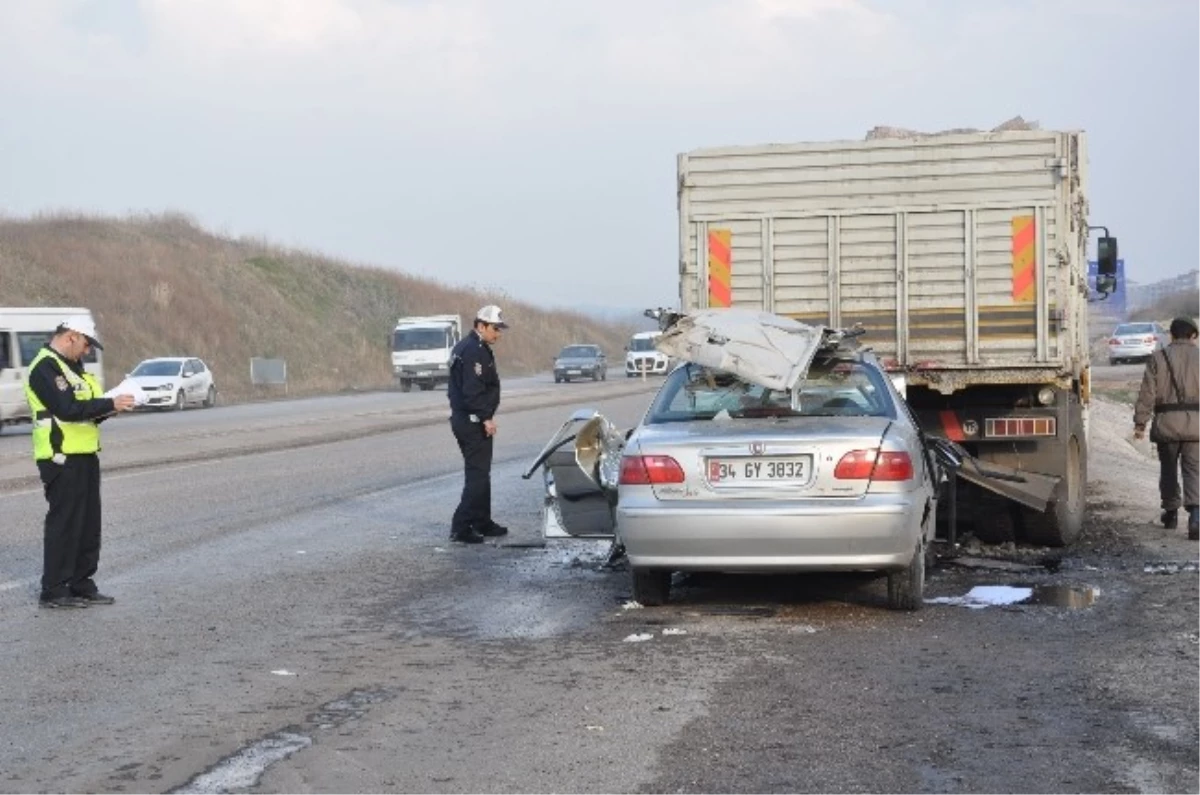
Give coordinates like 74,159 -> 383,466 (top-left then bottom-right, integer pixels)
707,228 -> 732,308
1011,215 -> 1036,303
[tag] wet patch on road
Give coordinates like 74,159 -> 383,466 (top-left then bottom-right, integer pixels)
927,583 -> 1100,609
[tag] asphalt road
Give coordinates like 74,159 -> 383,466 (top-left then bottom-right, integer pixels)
0,372 -> 1195,793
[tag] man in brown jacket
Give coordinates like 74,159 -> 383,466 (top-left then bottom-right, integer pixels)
1134,316 -> 1199,539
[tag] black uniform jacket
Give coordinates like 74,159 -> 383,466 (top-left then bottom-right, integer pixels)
447,331 -> 500,420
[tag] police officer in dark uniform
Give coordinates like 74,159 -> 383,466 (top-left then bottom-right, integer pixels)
447,305 -> 509,543
25,316 -> 136,608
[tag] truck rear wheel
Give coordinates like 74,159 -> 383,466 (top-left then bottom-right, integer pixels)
398,380 -> 412,393
1021,435 -> 1085,547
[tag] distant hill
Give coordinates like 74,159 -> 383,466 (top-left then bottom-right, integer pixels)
0,213 -> 638,401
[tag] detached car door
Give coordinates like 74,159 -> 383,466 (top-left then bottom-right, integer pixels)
524,409 -> 618,539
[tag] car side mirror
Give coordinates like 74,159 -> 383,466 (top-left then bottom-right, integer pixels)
1096,236 -> 1118,276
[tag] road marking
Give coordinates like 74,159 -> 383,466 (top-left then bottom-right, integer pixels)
0,579 -> 33,592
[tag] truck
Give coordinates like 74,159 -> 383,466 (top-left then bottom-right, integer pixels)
0,307 -> 106,426
677,126 -> 1119,547
390,315 -> 462,392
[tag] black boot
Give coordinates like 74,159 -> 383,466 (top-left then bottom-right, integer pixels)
1187,507 -> 1199,541
1162,509 -> 1178,529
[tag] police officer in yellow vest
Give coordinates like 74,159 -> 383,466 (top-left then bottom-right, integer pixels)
25,316 -> 135,608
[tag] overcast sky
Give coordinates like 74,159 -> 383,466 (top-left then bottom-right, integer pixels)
0,0 -> 1196,311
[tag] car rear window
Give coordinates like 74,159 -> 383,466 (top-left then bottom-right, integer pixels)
1114,324 -> 1156,335
645,360 -> 895,424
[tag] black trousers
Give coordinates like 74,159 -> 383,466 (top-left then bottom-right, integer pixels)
1157,441 -> 1199,511
450,415 -> 493,534
37,454 -> 102,600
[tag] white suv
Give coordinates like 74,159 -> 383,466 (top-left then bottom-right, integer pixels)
127,357 -> 217,410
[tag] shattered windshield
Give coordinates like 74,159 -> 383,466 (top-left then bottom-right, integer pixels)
645,360 -> 895,424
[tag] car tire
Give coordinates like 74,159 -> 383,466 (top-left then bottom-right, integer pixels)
591,371 -> 599,382
175,389 -> 186,411
886,543 -> 924,611
203,386 -> 216,408
399,380 -> 412,393
631,568 -> 671,606
419,383 -> 433,391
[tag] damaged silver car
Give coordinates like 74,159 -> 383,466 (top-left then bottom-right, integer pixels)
525,309 -> 942,610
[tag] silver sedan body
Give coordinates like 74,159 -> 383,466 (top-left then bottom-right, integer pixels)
617,357 -> 935,579
526,313 -> 941,611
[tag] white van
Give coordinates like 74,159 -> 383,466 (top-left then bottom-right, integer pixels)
624,330 -> 672,377
391,314 -> 462,392
0,308 -> 105,426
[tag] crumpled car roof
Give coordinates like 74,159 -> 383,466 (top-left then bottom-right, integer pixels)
653,308 -> 827,392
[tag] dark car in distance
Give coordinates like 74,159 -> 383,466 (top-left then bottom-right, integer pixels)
554,344 -> 607,383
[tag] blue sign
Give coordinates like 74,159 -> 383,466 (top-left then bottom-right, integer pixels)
1088,258 -> 1126,315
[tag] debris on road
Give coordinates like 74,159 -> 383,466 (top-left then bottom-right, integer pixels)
928,586 -> 1033,609
270,669 -> 298,677
623,633 -> 653,643
662,628 -> 688,636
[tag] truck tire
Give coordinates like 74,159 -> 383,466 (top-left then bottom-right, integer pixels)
398,380 -> 412,393
419,383 -> 433,391
631,568 -> 671,606
1021,434 -> 1085,547
886,542 -> 924,611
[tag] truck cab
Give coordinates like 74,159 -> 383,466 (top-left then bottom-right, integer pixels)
391,315 -> 462,392
624,331 -> 671,377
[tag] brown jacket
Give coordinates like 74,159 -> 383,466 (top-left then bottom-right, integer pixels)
1134,341 -> 1199,443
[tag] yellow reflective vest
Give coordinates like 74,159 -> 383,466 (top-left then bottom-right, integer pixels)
24,348 -> 103,461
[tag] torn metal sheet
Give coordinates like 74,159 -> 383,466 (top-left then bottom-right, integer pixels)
928,437 -> 1058,513
653,308 -> 827,393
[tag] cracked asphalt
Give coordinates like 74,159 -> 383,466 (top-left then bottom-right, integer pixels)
0,373 -> 1194,794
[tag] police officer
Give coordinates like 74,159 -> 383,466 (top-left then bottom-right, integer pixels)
26,316 -> 135,608
447,305 -> 509,543
1134,316 -> 1200,539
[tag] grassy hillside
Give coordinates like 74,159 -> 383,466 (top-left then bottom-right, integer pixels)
0,213 -> 637,401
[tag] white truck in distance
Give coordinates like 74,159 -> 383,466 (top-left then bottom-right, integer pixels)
0,307 -> 105,425
391,315 -> 462,392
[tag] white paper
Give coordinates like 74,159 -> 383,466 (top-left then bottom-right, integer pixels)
103,379 -> 149,406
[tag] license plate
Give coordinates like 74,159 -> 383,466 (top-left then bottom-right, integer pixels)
707,456 -> 811,484
416,371 -> 432,376
568,370 -> 581,375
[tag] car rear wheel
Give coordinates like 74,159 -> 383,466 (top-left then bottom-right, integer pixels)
886,543 -> 924,611
203,386 -> 216,408
631,568 -> 671,606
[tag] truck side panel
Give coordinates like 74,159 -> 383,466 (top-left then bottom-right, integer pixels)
679,131 -> 1087,376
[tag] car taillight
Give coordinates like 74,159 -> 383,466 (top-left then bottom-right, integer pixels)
619,455 -> 685,485
834,449 -> 913,481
